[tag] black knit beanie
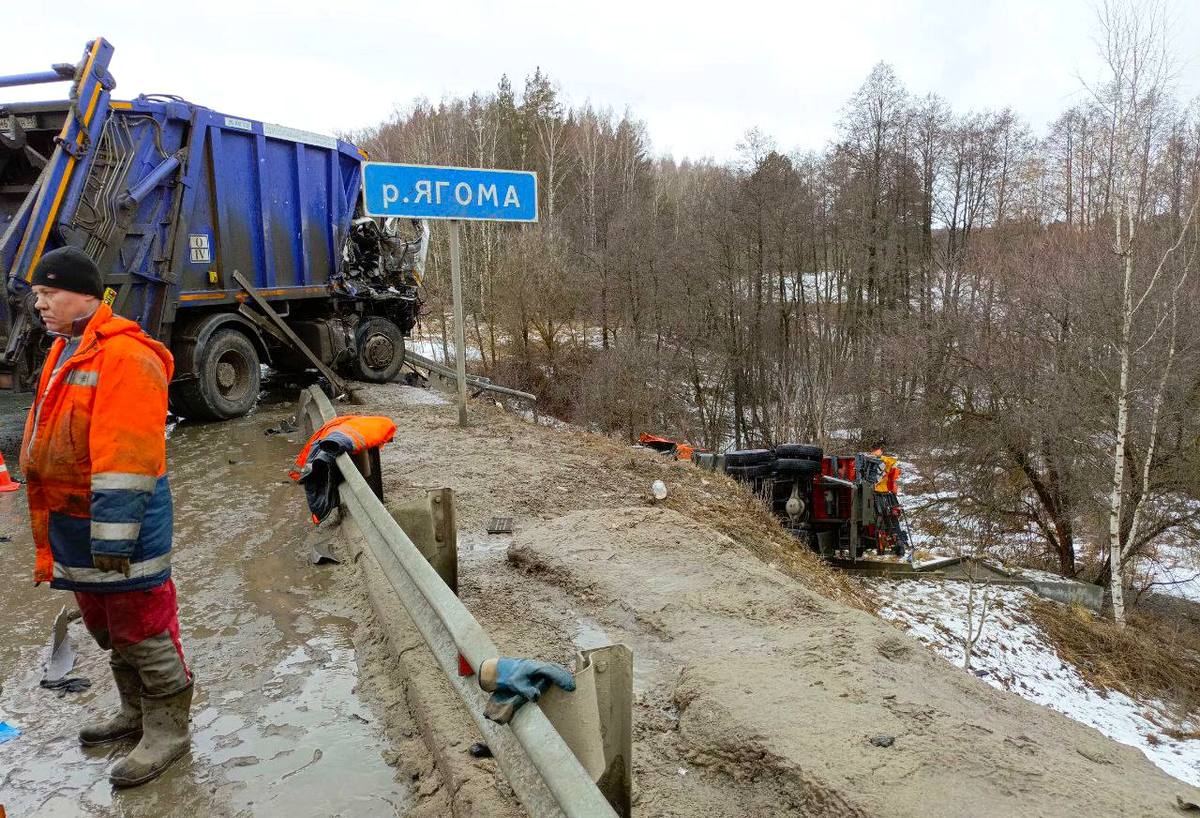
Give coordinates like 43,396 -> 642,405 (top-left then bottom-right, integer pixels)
31,246 -> 103,298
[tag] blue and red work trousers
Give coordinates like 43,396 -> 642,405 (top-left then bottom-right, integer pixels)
74,579 -> 191,696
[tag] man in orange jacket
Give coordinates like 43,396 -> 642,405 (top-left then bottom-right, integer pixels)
19,246 -> 192,788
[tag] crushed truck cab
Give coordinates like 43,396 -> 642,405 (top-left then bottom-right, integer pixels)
1,38 -> 424,418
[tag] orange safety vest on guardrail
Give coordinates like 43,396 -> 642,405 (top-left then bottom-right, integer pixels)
289,415 -> 397,481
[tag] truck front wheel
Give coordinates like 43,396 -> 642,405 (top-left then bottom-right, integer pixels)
351,317 -> 405,382
173,328 -> 262,420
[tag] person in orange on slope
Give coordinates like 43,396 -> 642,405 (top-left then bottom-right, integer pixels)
868,437 -> 908,557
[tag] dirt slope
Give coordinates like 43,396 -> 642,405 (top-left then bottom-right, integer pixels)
351,384 -> 1200,817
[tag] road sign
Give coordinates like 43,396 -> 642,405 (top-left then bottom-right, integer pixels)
361,163 -> 538,223
360,162 -> 539,426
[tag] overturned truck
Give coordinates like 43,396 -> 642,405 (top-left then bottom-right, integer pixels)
695,444 -> 911,561
0,38 -> 425,419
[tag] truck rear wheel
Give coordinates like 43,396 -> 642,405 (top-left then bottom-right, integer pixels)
775,443 -> 823,461
352,317 -> 405,382
724,449 -> 775,468
172,328 -> 261,420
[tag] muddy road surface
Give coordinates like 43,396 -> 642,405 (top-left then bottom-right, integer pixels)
0,390 -> 415,817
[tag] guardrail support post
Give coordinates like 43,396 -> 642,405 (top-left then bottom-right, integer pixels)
387,488 -> 459,594
350,447 -> 384,500
540,644 -> 634,817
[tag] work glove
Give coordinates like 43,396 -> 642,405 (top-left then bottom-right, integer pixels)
478,657 -> 575,724
92,554 -> 131,576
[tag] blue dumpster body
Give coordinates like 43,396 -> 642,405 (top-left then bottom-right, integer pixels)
0,39 -> 422,416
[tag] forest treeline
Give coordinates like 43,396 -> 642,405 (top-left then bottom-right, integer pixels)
348,6 -> 1200,605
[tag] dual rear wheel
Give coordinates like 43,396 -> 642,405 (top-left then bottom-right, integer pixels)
170,315 -> 405,421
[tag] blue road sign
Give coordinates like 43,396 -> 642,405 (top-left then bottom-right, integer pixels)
361,163 -> 538,222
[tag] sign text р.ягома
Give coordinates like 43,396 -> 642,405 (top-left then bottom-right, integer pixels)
361,163 -> 538,223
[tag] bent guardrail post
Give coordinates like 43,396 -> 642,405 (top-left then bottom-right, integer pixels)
540,645 -> 634,817
297,385 -> 619,818
404,348 -> 538,403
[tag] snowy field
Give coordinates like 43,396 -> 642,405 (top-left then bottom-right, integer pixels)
1140,544 -> 1200,604
872,579 -> 1200,787
895,456 -> 1200,608
406,335 -> 483,364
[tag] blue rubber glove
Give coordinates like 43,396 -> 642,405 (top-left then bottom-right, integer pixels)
479,657 -> 575,724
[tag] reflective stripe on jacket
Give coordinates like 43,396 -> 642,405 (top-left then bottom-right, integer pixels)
19,303 -> 175,593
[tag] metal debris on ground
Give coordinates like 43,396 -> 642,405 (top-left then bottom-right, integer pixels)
468,742 -> 493,758
486,517 -> 513,535
43,606 -> 79,683
39,677 -> 92,696
310,541 -> 341,565
870,735 -> 895,748
264,418 -> 297,436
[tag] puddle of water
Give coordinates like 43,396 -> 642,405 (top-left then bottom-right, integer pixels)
572,617 -> 612,652
188,635 -> 405,816
458,532 -> 512,554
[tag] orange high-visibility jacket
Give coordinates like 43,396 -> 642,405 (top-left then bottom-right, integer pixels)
288,415 -> 397,481
20,303 -> 175,592
875,454 -> 900,494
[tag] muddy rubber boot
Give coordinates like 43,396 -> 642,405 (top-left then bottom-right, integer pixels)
109,681 -> 193,788
79,659 -> 143,746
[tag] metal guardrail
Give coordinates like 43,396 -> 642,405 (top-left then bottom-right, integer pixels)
403,348 -> 538,403
297,386 -> 617,818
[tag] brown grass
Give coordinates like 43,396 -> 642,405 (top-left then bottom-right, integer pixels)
489,404 -> 876,613
1029,598 -> 1200,715
662,466 -> 878,613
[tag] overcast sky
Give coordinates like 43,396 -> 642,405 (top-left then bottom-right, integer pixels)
5,1 -> 1199,162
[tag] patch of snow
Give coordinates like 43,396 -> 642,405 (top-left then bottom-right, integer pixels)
406,335 -> 483,364
392,384 -> 449,406
513,406 -> 571,431
1006,565 -> 1073,584
1140,544 -> 1200,603
872,578 -> 1200,787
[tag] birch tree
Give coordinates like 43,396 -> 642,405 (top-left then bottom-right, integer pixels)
1092,0 -> 1199,624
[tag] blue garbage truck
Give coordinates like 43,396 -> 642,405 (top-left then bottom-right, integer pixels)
0,38 -> 425,419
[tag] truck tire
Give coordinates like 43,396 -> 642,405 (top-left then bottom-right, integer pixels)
774,458 -> 822,476
172,328 -> 261,420
724,449 -> 774,468
352,317 -> 405,383
725,463 -> 774,480
775,443 -> 823,461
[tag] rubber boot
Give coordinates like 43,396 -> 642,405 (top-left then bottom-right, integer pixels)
109,681 -> 193,788
79,658 -> 143,746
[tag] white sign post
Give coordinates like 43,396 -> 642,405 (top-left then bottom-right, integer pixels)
447,221 -> 468,425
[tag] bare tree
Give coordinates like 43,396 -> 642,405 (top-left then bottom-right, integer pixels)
1090,0 -> 1200,624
